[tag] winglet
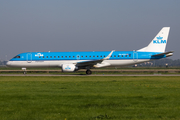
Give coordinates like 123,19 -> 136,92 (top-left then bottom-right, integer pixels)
103,50 -> 115,60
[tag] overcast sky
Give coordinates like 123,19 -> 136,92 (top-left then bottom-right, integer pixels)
0,0 -> 179,60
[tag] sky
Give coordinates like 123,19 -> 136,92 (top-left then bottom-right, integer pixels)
0,0 -> 180,60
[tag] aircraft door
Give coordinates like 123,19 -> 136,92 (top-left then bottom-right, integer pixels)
27,53 -> 32,63
133,50 -> 138,62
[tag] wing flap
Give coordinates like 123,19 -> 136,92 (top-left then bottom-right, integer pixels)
75,50 -> 115,67
76,60 -> 103,66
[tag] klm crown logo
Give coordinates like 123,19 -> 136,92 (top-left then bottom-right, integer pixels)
156,36 -> 163,40
65,66 -> 71,70
153,36 -> 166,44
35,53 -> 44,57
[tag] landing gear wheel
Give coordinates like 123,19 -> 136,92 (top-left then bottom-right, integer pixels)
23,71 -> 26,75
86,70 -> 92,75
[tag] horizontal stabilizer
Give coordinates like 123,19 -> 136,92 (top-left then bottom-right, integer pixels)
152,51 -> 174,57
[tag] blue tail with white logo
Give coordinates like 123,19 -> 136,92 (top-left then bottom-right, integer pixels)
138,27 -> 170,52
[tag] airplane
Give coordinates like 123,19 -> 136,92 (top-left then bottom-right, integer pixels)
6,27 -> 173,75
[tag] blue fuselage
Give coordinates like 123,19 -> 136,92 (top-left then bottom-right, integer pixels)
10,51 -> 164,62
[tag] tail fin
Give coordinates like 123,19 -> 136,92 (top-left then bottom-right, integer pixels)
138,27 -> 170,52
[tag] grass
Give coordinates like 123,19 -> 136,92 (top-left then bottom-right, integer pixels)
0,76 -> 180,120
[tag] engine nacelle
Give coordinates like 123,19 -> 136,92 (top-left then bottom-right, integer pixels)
62,64 -> 77,72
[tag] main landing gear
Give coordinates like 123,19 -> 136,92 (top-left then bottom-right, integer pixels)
86,69 -> 92,75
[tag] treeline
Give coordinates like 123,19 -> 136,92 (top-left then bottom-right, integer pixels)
0,61 -> 7,66
138,58 -> 180,67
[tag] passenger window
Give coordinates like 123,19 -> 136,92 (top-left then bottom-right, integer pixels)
114,55 -> 116,57
73,56 -> 75,58
43,56 -> 44,58
54,56 -> 56,58
97,56 -> 98,57
121,55 -> 123,57
69,56 -> 71,58
50,56 -> 52,58
58,56 -> 59,58
39,56 -> 41,58
118,55 -> 120,57
104,55 -> 105,57
100,56 -> 102,57
129,54 -> 131,57
65,56 -> 67,58
46,56 -> 48,58
61,56 -> 63,58
86,56 -> 87,57
81,56 -> 83,58
125,55 -> 127,57
93,56 -> 95,57
89,56 -> 91,57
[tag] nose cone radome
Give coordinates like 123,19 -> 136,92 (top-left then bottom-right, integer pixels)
6,61 -> 11,66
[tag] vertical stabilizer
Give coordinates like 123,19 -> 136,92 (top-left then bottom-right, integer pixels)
138,27 -> 170,52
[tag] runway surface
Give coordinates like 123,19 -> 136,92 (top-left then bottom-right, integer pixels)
0,74 -> 180,76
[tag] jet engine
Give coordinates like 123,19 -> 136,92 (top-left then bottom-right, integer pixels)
61,64 -> 77,72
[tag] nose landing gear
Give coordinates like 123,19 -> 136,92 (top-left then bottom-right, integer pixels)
22,68 -> 27,75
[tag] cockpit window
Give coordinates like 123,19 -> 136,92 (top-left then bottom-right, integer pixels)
14,56 -> 20,58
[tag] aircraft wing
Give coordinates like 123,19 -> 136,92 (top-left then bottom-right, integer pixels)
152,51 -> 174,57
76,60 -> 103,66
75,50 -> 115,67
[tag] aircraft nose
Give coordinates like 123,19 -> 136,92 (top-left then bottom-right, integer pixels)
6,61 -> 11,66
